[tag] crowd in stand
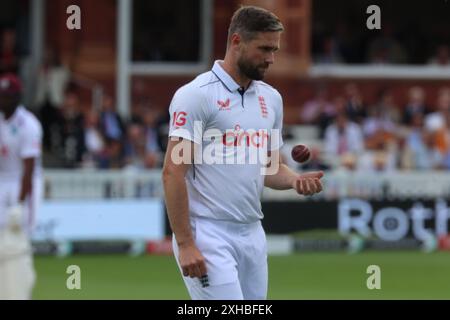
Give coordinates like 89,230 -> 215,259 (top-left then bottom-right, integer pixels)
38,86 -> 169,170
19,48 -> 450,172
2,26 -> 450,172
312,21 -> 449,66
34,77 -> 450,173
293,84 -> 450,173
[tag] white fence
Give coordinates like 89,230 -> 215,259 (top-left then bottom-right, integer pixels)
43,169 -> 450,201
44,169 -> 164,200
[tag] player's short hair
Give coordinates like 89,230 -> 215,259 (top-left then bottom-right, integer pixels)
227,6 -> 284,45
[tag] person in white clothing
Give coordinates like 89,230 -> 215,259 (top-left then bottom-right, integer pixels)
0,73 -> 43,300
324,110 -> 365,156
162,6 -> 324,300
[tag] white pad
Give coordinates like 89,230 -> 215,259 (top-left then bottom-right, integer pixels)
0,209 -> 35,300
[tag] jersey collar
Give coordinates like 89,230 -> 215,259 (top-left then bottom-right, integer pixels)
211,60 -> 256,94
1,105 -> 23,123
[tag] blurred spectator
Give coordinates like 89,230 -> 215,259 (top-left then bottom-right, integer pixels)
0,28 -> 19,74
155,111 -> 170,153
35,48 -> 71,150
428,44 -> 450,66
358,142 -> 399,173
344,83 -> 366,124
100,138 -> 124,169
99,95 -> 125,142
363,89 -> 400,150
314,36 -> 343,64
401,113 -> 435,170
300,85 -> 336,137
350,89 -> 400,172
131,79 -> 169,156
82,110 -> 106,168
334,21 -> 361,63
300,146 -> 330,171
337,153 -> 358,172
424,88 -> 450,168
57,91 -> 85,168
424,88 -> 450,134
142,108 -> 163,168
402,86 -> 427,126
123,108 -> 163,170
367,24 -> 408,64
324,102 -> 364,159
130,78 -> 151,125
124,123 -> 147,169
35,48 -> 71,108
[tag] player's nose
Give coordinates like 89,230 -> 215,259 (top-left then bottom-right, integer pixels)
265,52 -> 275,64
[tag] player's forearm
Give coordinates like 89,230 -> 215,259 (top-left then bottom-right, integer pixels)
18,175 -> 32,202
264,163 -> 297,190
162,170 -> 194,247
18,158 -> 35,203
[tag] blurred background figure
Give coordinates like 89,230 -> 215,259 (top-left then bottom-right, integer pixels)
344,83 -> 366,125
402,86 -> 427,126
0,28 -> 19,74
55,90 -> 85,168
141,108 -> 162,168
300,85 -> 336,137
300,146 -> 330,171
367,23 -> 408,64
428,44 -> 450,66
124,123 -> 146,170
81,110 -> 105,168
424,88 -> 450,169
363,89 -> 400,150
361,89 -> 401,172
401,113 -> 437,170
324,97 -> 364,168
34,48 -> 71,151
314,35 -> 343,64
99,94 -> 125,143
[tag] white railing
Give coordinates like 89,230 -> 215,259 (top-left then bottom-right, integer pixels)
262,171 -> 450,201
44,169 -> 164,200
43,169 -> 450,201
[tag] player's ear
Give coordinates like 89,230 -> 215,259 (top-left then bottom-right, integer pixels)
230,33 -> 242,49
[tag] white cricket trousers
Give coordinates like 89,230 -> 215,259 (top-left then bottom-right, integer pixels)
0,232 -> 35,300
0,179 -> 40,300
173,216 -> 268,300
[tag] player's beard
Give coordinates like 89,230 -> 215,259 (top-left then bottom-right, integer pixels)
237,55 -> 268,81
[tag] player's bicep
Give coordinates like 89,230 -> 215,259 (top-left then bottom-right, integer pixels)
163,137 -> 194,178
168,87 -> 208,144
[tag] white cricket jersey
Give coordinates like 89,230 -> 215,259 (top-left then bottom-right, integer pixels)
168,60 -> 284,223
0,106 -> 43,181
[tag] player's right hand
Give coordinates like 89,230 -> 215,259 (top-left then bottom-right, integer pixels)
6,204 -> 24,233
178,242 -> 208,279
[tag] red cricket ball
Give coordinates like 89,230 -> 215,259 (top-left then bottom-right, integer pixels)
291,144 -> 311,163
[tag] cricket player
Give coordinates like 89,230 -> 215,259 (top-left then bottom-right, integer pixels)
0,73 -> 42,299
163,6 -> 324,300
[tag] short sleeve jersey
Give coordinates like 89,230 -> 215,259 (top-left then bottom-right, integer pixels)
0,106 -> 43,181
168,61 -> 284,223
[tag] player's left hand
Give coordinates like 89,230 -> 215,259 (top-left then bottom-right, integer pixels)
292,171 -> 324,196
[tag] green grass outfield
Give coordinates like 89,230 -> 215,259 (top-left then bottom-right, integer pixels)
33,251 -> 450,300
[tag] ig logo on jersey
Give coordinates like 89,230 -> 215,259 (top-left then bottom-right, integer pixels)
172,111 -> 187,127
